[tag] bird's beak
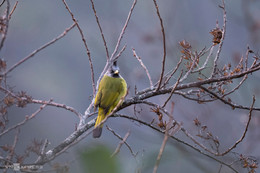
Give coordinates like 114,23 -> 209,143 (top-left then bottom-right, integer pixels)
114,70 -> 119,74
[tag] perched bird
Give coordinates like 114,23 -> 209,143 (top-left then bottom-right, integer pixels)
93,61 -> 127,138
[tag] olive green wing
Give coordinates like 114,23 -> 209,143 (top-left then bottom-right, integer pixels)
94,76 -> 107,108
110,77 -> 127,110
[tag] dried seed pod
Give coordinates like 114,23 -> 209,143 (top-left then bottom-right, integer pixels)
210,27 -> 223,45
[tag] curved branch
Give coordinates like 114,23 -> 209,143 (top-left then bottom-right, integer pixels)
153,0 -> 166,90
90,0 -> 109,60
61,0 -> 95,95
200,86 -> 260,111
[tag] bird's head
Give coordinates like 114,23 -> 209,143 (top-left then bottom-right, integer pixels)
109,61 -> 120,78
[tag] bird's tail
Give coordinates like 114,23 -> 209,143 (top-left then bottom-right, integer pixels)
93,108 -> 106,138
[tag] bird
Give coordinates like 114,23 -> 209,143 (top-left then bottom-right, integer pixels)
93,61 -> 127,138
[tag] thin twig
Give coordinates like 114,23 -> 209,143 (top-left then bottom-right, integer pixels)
0,0 -> 6,7
211,0 -> 227,78
200,86 -> 260,111
114,45 -> 127,62
245,45 -> 250,71
62,0 -> 95,95
222,75 -> 247,98
4,23 -> 76,75
109,0 -> 137,62
192,45 -> 214,73
153,103 -> 174,173
175,90 -> 216,103
162,71 -> 182,108
218,96 -> 255,156
163,56 -> 184,88
8,1 -> 18,19
153,0 -> 166,91
153,127 -> 169,173
106,127 -> 133,157
132,48 -> 153,89
181,127 -> 217,156
6,129 -> 19,162
35,139 -> 49,163
31,99 -> 81,118
89,0 -> 109,60
180,53 -> 200,82
0,100 -> 51,137
218,165 -> 223,173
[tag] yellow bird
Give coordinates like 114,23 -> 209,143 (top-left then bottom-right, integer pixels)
93,61 -> 127,138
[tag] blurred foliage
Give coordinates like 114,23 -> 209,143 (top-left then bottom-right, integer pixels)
80,144 -> 120,173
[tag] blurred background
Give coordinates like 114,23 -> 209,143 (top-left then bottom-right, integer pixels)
1,0 -> 260,172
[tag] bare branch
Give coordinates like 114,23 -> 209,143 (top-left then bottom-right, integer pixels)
153,0 -> 166,91
31,99 -> 81,118
0,100 -> 50,137
4,23 -> 76,75
162,71 -> 182,108
132,48 -> 153,89
153,103 -> 175,173
181,126 -> 218,155
114,45 -> 127,62
0,0 -> 6,7
200,86 -> 260,111
8,1 -> 18,19
217,96 -> 255,156
111,132 -> 130,157
153,126 -> 169,173
192,45 -> 214,73
62,0 -> 95,95
5,129 -> 19,162
106,126 -> 134,157
109,0 -> 137,62
89,0 -> 109,60
245,45 -> 251,71
180,52 -> 199,82
222,75 -> 247,98
162,56 -> 184,88
211,0 -> 227,78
